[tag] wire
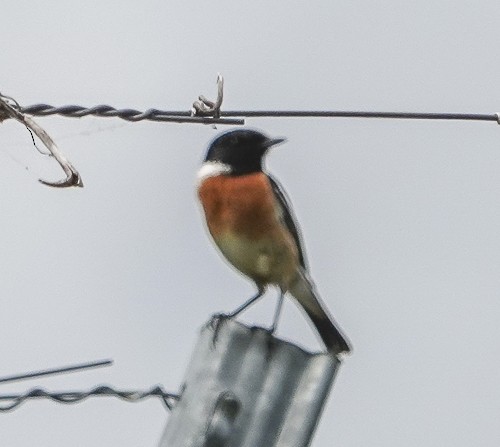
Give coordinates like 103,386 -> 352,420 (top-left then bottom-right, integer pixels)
20,104 -> 243,125
0,385 -> 179,412
19,104 -> 500,125
219,110 -> 500,123
0,359 -> 113,385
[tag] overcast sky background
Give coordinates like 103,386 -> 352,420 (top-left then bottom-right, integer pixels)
1,1 -> 500,446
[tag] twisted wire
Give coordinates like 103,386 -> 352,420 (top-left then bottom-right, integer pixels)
18,104 -> 500,124
18,104 -> 243,125
0,385 -> 178,412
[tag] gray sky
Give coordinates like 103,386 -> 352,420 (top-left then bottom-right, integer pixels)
1,1 -> 500,446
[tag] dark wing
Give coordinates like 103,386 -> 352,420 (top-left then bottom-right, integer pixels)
267,174 -> 308,270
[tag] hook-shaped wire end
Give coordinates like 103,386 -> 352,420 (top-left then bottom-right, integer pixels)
38,168 -> 83,188
192,74 -> 224,119
0,93 -> 84,188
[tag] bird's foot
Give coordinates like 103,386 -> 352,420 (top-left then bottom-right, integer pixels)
267,321 -> 278,335
208,313 -> 231,348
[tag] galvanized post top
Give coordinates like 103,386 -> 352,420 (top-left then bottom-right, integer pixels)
160,316 -> 343,447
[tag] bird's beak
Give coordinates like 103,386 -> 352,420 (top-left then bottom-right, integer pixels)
264,137 -> 287,149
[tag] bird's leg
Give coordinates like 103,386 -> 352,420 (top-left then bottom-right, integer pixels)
268,289 -> 285,334
226,288 -> 265,318
210,288 -> 265,348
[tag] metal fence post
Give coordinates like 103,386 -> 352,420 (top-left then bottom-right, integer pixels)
159,316 -> 342,447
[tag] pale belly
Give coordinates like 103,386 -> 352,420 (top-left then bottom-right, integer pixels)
214,232 -> 296,288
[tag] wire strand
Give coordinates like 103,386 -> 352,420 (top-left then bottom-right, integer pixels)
220,110 -> 500,122
0,385 -> 179,412
18,105 -> 500,124
19,104 -> 243,125
0,360 -> 113,385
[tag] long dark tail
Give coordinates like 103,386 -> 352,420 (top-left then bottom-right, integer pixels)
288,271 -> 351,354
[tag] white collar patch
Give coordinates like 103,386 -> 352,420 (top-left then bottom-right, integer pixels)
197,161 -> 232,184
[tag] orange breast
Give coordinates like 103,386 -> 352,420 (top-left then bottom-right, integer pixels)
198,173 -> 300,287
198,173 -> 278,240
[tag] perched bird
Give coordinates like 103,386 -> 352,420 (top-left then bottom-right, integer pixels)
197,129 -> 351,354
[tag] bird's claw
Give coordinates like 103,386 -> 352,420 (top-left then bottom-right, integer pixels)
208,313 -> 231,348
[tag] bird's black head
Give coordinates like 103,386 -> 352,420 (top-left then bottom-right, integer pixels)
205,129 -> 286,175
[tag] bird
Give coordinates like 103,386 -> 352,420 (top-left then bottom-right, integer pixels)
197,128 -> 351,354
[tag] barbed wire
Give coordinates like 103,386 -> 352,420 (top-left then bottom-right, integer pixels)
0,385 -> 179,412
1,73 -> 499,189
19,104 -> 244,125
14,105 -> 500,125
